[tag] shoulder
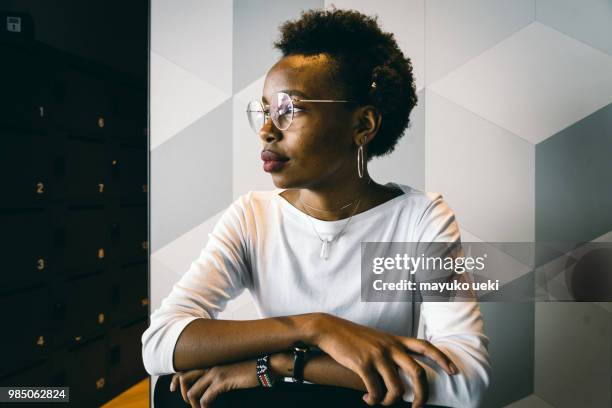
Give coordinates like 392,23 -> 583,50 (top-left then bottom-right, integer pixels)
232,189 -> 278,208
391,183 -> 450,218
391,183 -> 460,241
226,189 -> 281,219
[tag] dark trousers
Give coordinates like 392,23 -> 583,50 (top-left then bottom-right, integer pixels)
154,374 -> 414,407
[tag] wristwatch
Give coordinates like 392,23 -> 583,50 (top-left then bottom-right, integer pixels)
291,341 -> 310,384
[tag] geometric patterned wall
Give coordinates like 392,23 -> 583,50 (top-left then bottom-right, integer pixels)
150,1 -> 612,406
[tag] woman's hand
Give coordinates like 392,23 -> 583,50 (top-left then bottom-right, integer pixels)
170,359 -> 259,408
308,313 -> 458,408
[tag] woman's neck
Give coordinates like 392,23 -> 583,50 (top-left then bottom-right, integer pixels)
281,175 -> 402,221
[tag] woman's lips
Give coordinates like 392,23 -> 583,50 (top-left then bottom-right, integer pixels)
263,160 -> 288,172
261,150 -> 289,172
261,150 -> 289,161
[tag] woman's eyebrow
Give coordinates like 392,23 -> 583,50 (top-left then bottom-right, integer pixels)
284,89 -> 310,99
261,89 -> 310,103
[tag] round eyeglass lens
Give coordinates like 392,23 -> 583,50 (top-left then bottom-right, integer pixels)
271,92 -> 293,130
246,101 -> 265,134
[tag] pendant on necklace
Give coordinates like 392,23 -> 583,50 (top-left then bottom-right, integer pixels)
320,238 -> 332,260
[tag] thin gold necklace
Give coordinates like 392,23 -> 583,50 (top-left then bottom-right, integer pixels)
298,177 -> 371,213
298,194 -> 363,260
300,199 -> 355,213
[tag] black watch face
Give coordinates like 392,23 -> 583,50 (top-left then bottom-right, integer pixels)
293,341 -> 308,349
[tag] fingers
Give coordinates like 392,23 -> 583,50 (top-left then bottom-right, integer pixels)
186,374 -> 213,408
170,373 -> 179,393
358,354 -> 421,407
172,370 -> 206,404
391,349 -> 429,408
179,375 -> 189,404
200,381 -> 225,408
374,360 -> 405,406
399,337 -> 458,376
354,365 -> 385,406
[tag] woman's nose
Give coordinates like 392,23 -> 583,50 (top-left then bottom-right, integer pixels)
259,117 -> 281,143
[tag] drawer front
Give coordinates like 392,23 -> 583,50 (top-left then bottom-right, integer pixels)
0,288 -> 51,376
0,212 -> 53,293
0,129 -> 55,210
109,319 -> 148,389
63,208 -> 112,276
0,44 -> 56,132
53,67 -> 112,140
119,206 -> 147,265
114,264 -> 148,323
107,82 -> 146,148
64,274 -> 112,343
63,138 -> 113,203
119,146 -> 147,205
66,337 -> 109,405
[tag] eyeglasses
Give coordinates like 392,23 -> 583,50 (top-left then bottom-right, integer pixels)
246,92 -> 355,134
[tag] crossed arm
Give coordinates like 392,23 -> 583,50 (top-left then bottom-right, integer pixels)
169,348 -> 368,408
168,311 -> 458,408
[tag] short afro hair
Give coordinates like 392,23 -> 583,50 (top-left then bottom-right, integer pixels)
273,8 -> 418,160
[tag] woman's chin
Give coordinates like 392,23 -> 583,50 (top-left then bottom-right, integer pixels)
270,176 -> 291,189
269,173 -> 302,190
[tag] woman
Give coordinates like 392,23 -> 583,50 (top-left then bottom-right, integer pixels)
143,8 -> 490,408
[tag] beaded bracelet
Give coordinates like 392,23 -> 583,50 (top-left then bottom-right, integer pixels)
256,355 -> 276,388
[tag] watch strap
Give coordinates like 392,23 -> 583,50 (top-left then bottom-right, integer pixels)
292,342 -> 309,384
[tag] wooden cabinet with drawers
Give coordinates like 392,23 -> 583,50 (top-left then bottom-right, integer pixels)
0,33 -> 148,407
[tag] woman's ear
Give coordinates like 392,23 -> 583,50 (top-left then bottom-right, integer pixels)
353,105 -> 382,145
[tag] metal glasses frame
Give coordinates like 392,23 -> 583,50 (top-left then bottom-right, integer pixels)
246,92 -> 356,133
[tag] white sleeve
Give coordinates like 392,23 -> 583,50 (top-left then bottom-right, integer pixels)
403,194 -> 491,408
141,195 -> 253,376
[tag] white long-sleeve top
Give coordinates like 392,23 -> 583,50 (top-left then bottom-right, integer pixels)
142,182 -> 491,407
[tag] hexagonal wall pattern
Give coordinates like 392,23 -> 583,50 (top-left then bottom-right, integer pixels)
536,0 -> 612,56
151,0 -> 233,94
429,22 -> 612,145
370,89 -> 426,191
426,89 -> 535,243
425,0 -> 535,86
536,102 -> 612,244
233,0 -> 324,94
151,2 -> 612,406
